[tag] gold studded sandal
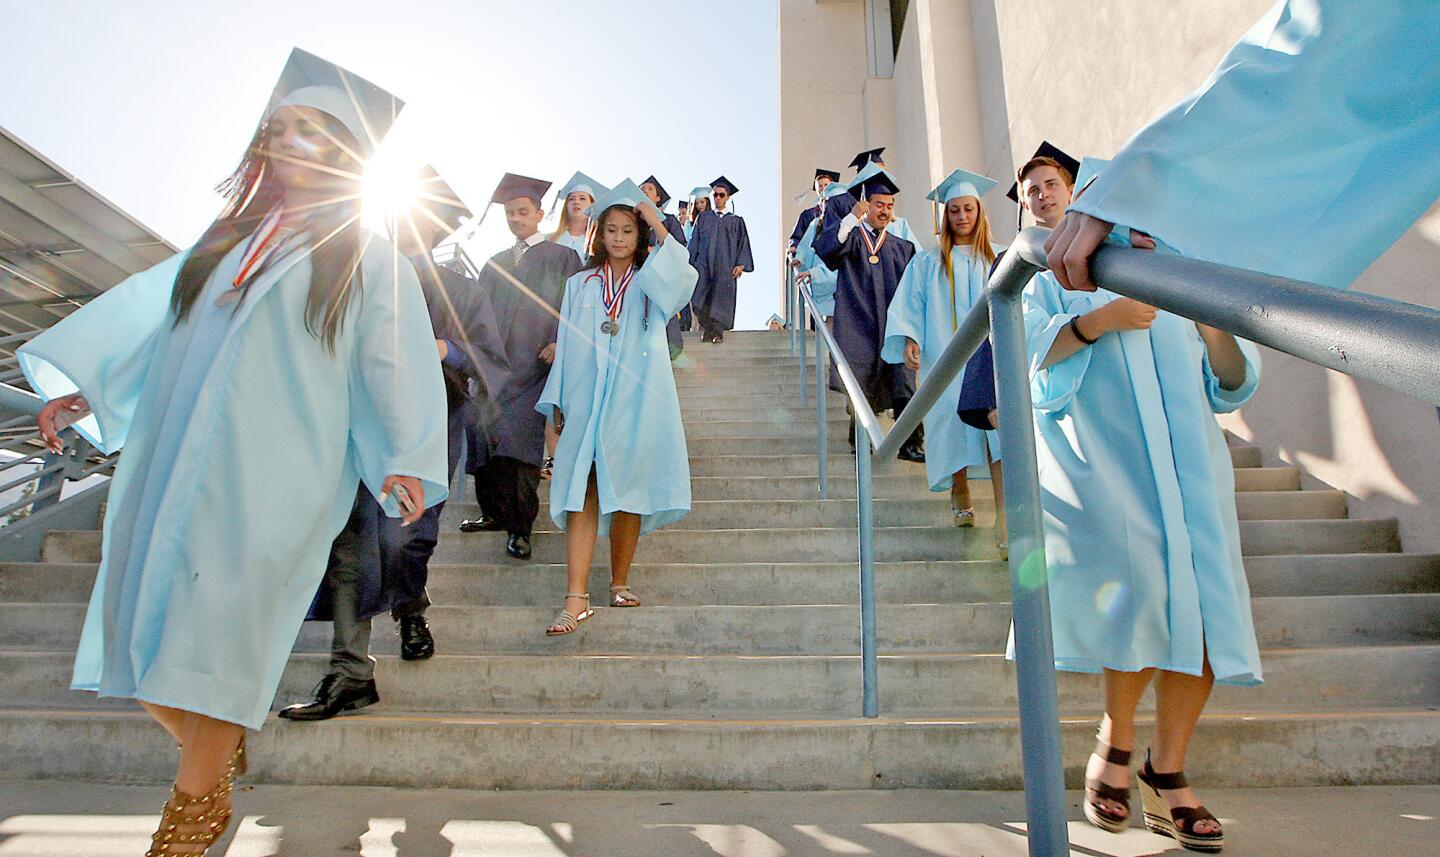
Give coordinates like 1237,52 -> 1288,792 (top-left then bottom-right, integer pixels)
145,778 -> 234,856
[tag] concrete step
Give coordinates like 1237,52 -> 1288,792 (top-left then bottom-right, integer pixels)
443,491 -> 1348,533
7,551 -> 1436,609
683,435 -> 854,455
679,400 -> 849,420
40,517 -> 1397,566
7,594 -> 1436,655
671,415 -> 851,439
7,645 -> 1437,717
2,707 -> 1435,789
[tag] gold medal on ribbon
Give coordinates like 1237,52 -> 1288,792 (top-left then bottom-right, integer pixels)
868,254 -> 880,264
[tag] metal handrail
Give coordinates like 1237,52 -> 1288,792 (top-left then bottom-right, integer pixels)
793,225 -> 1440,857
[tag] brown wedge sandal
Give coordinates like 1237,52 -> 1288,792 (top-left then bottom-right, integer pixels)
1137,750 -> 1225,853
1083,739 -> 1132,833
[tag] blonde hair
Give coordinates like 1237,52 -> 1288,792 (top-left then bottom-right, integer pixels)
548,191 -> 592,241
938,198 -> 997,281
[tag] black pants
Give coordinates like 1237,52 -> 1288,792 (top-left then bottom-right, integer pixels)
473,455 -> 542,537
695,304 -> 724,338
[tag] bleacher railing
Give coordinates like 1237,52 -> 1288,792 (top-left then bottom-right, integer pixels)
789,226 -> 1440,857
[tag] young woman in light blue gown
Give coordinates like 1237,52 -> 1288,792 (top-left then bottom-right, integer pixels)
548,171 -> 603,261
1024,158 -> 1260,851
25,50 -> 445,853
883,170 -> 1005,539
539,181 -> 697,635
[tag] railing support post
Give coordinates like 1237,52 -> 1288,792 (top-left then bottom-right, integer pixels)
816,321 -> 828,500
788,267 -> 798,355
857,428 -> 878,718
798,302 -> 808,406
988,277 -> 1069,857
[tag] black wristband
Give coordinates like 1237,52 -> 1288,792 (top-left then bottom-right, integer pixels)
1069,315 -> 1099,345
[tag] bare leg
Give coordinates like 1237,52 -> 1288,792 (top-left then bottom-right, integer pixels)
1090,667 -> 1155,819
950,469 -> 972,509
989,458 -> 1006,536
141,700 -> 186,747
1151,663 -> 1221,836
550,472 -> 599,632
608,511 -> 642,605
149,711 -> 244,854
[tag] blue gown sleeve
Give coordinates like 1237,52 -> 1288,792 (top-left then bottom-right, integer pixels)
1202,335 -> 1262,413
1069,0 -> 1440,289
17,251 -> 187,454
636,237 -> 698,317
1022,273 -> 1107,417
814,217 -> 854,271
881,252 -> 929,364
347,242 -> 451,515
536,276 -> 578,421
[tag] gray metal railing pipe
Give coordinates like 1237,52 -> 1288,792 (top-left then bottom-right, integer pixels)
815,323 -> 829,499
855,423 -> 878,718
0,383 -> 42,417
798,302 -> 808,406
986,248 -> 1070,855
787,266 -> 798,355
1006,228 -> 1440,403
796,282 -> 884,448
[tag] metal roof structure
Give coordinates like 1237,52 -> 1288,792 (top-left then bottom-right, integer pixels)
0,124 -> 176,334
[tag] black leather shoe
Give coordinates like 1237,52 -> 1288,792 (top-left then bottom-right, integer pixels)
459,515 -> 502,533
897,441 -> 926,463
397,614 -> 435,661
278,673 -> 379,721
506,533 -> 532,559
711,332 -> 724,343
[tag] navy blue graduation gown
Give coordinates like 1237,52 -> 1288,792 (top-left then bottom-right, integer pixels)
691,211 -> 754,330
654,214 -> 691,354
816,217 -> 917,412
789,204 -> 823,246
473,241 -> 583,467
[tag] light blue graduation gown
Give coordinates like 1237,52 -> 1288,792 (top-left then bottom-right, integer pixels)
552,231 -> 588,262
794,218 -> 836,317
886,216 -> 918,245
538,237 -> 697,535
1070,0 -> 1440,289
18,234 -> 449,728
882,244 -> 1003,491
1015,268 -> 1264,685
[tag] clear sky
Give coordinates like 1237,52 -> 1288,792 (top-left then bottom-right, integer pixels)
1,0 -> 782,328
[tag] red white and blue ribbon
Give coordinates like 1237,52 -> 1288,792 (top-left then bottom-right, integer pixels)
231,206 -> 286,289
601,262 -> 637,321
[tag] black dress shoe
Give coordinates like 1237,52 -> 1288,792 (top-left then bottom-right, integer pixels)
506,533 -> 532,559
897,441 -> 926,463
711,332 -> 724,343
278,673 -> 379,721
459,515 -> 503,533
397,614 -> 435,661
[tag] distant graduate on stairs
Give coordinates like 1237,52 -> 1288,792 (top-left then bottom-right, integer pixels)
462,173 -> 582,561
690,175 -> 753,343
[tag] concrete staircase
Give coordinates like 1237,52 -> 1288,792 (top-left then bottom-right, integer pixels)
1,329 -> 1437,789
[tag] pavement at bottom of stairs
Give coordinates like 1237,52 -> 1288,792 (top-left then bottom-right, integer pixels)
0,780 -> 1436,856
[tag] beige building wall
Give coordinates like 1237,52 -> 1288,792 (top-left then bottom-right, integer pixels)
778,0 -> 1440,551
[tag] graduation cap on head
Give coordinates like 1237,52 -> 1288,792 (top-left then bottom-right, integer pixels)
490,172 -> 551,207
814,168 -> 841,184
846,162 -> 901,199
640,175 -> 672,208
848,147 -> 886,172
709,176 -> 740,196
927,168 -> 998,235
677,199 -> 690,210
584,178 -> 651,220
267,47 -> 404,159
689,185 -> 712,200
552,171 -> 608,210
413,165 -> 471,230
1008,141 -> 1082,229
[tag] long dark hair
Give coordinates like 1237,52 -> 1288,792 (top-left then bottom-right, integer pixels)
170,113 -> 367,353
584,205 -> 652,270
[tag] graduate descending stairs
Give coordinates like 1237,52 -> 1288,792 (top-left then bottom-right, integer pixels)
0,329 -> 1437,789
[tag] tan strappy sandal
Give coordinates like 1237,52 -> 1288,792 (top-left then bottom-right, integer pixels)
609,585 -> 640,608
145,778 -> 234,856
546,593 -> 593,636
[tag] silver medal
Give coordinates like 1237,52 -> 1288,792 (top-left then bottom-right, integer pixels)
601,319 -> 617,336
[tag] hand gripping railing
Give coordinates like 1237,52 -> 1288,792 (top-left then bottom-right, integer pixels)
794,226 -> 1440,857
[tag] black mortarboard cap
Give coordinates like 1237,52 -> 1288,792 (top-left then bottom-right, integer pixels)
848,147 -> 886,171
415,165 -> 471,230
815,168 -> 841,183
641,175 -> 671,207
710,175 -> 739,196
1006,141 -> 1081,203
490,172 -> 552,206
